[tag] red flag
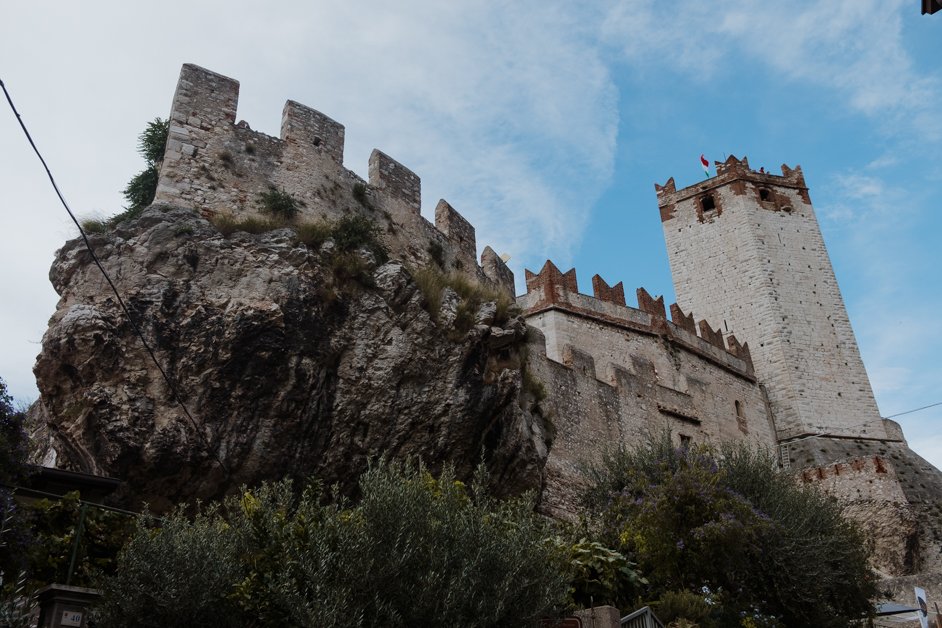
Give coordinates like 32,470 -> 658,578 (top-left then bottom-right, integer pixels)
700,154 -> 710,177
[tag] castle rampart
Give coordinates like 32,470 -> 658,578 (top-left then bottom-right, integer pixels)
155,63 -> 514,295
519,260 -> 756,380
152,70 -> 940,594
518,259 -> 778,515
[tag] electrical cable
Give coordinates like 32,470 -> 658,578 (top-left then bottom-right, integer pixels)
883,400 -> 942,420
2,483 -> 154,520
780,400 -> 942,447
1,77 -> 229,477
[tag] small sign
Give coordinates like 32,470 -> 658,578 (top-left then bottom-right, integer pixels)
915,587 -> 929,628
61,610 -> 83,627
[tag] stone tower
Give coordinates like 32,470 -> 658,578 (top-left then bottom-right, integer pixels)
656,156 -> 885,442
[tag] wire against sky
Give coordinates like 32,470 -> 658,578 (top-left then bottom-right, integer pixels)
884,400 -> 942,420
0,76 -> 229,477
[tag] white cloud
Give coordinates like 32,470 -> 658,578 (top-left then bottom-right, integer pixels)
813,168 -> 942,470
0,1 -> 619,399
603,0 -> 941,139
263,2 -> 619,268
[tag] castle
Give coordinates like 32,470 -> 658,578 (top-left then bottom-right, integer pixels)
154,64 -> 942,598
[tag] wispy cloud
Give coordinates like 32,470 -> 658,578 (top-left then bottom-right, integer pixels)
603,0 -> 941,139
230,2 -> 619,271
816,167 -> 942,467
0,1 -> 620,399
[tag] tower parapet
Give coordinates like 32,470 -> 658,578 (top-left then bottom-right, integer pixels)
155,63 -> 513,295
656,155 -> 811,224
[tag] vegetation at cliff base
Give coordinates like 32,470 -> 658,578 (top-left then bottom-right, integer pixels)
583,434 -> 878,627
0,377 -> 30,578
96,462 -> 571,627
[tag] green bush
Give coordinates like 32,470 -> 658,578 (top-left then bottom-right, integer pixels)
95,506 -> 243,628
121,118 -> 169,213
585,434 -> 877,627
411,267 -> 518,335
19,493 -> 135,591
97,462 -> 570,627
427,241 -> 445,268
655,590 -> 713,626
0,377 -> 30,578
293,220 -> 333,248
565,538 -> 645,610
352,182 -> 373,210
330,215 -> 386,262
257,187 -> 303,219
121,166 -> 160,213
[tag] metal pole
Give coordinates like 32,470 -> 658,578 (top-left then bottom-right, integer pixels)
65,503 -> 88,586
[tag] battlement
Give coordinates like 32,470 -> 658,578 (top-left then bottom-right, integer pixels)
800,455 -> 890,484
155,63 -> 513,295
519,260 -> 754,379
655,154 -> 811,222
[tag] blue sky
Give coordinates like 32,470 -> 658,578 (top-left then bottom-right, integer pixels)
1,1 -> 939,467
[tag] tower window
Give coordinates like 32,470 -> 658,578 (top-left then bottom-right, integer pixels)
759,188 -> 771,201
679,434 -> 692,449
700,194 -> 716,212
735,400 -> 748,434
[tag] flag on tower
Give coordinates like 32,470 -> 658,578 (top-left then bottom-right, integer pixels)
700,154 -> 710,178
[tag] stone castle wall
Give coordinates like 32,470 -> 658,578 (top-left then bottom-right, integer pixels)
792,434 -> 942,588
153,66 -> 779,518
658,156 -> 885,441
155,63 -> 513,295
518,261 -> 778,516
151,70 -> 940,591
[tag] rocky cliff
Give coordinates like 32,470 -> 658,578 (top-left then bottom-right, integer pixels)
30,205 -> 550,511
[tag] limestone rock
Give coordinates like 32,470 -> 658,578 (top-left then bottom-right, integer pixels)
31,205 -> 548,511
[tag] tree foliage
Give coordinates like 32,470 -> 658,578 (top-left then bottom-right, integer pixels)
0,377 -> 30,574
18,493 -> 135,591
120,118 -> 169,214
584,434 -> 878,627
97,461 -> 571,627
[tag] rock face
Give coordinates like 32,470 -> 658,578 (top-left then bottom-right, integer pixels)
32,206 -> 549,510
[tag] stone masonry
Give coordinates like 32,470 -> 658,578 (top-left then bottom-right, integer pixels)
519,262 -> 778,516
657,156 -> 942,606
155,63 -> 514,296
138,64 -> 942,602
658,155 -> 885,442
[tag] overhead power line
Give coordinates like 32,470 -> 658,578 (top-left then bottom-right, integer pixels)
884,400 -> 942,420
1,77 -> 229,478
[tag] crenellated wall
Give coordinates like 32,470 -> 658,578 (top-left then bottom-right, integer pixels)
518,260 -> 777,517
155,63 -> 514,295
519,260 -> 756,379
